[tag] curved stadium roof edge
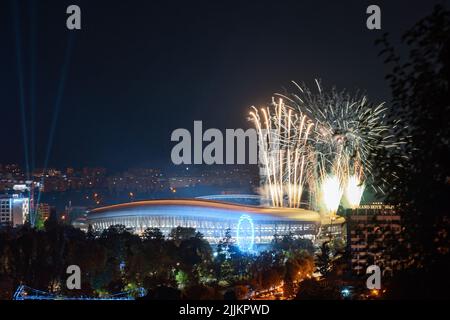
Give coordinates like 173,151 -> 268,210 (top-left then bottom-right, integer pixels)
88,198 -> 323,222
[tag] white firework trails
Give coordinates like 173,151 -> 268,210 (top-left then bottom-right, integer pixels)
250,99 -> 315,208
251,80 -> 403,213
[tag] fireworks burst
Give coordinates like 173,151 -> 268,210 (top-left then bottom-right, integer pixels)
344,175 -> 365,209
250,98 -> 314,208
250,80 -> 404,213
321,175 -> 343,214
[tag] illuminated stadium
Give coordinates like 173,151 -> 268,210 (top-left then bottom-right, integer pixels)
87,197 -> 345,250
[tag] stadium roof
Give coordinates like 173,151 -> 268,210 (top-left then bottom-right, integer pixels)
89,199 -> 323,223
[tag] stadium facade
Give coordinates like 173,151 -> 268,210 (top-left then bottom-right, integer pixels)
87,197 -> 345,248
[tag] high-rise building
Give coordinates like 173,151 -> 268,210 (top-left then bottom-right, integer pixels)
0,194 -> 29,227
346,203 -> 403,276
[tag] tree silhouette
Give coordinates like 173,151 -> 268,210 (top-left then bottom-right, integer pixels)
376,4 -> 450,298
316,241 -> 332,277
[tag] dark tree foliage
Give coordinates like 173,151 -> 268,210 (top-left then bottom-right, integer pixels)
182,284 -> 222,300
139,286 -> 182,300
169,226 -> 197,242
272,233 -> 315,255
217,228 -> 240,261
215,228 -> 242,282
0,222 -> 316,300
315,241 -> 332,277
295,278 -> 341,300
0,224 -> 213,299
376,5 -> 450,298
142,227 -> 165,241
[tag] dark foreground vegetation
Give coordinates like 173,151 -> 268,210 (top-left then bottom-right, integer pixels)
0,219 -> 316,300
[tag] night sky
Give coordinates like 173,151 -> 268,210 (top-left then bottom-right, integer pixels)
0,0 -> 444,171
